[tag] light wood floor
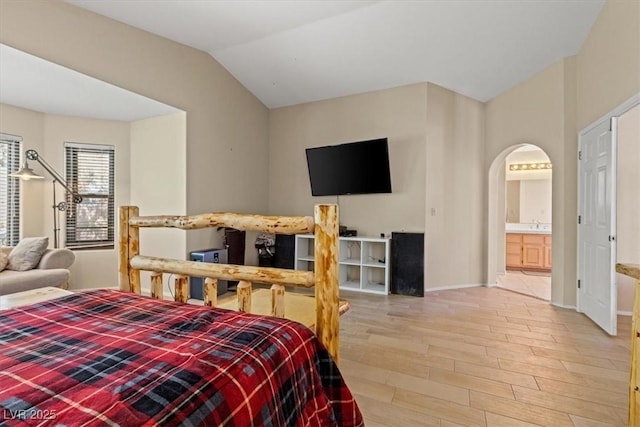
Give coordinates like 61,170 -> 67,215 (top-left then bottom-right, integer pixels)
337,286 -> 631,426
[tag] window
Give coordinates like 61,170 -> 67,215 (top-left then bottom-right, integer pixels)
0,134 -> 21,247
65,143 -> 115,249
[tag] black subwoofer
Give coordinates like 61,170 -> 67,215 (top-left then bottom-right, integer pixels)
274,234 -> 295,269
391,232 -> 424,297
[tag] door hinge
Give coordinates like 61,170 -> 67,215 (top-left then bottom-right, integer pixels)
578,150 -> 582,160
609,235 -> 616,242
609,118 -> 614,131
578,215 -> 581,224
578,279 -> 581,289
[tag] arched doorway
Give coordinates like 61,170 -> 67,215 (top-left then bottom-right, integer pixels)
488,144 -> 553,301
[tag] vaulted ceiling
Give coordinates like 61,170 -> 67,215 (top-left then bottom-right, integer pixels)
0,1 -> 605,119
66,0 -> 604,108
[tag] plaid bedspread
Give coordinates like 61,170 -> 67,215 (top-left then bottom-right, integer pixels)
0,289 -> 363,426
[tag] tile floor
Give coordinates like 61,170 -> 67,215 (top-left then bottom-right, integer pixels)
339,286 -> 630,426
497,270 -> 552,301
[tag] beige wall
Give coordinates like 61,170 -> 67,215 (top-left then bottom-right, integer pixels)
486,0 -> 639,308
485,59 -> 569,303
0,104 -> 46,238
45,115 -> 130,289
269,83 -> 427,235
0,103 -> 131,288
576,0 -> 640,130
1,0 -> 637,301
130,113 -> 187,294
505,181 -> 520,223
616,104 -> 640,312
269,82 -> 485,289
574,0 -> 640,312
0,0 -> 270,257
425,84 -> 485,288
1,105 -> 202,290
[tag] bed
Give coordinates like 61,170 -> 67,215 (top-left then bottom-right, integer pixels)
0,204 -> 363,426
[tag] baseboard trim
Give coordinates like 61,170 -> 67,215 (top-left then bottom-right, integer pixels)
424,283 -> 483,292
617,310 -> 632,316
550,301 -> 577,310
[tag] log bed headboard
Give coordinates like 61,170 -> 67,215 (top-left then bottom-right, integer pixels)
118,204 -> 341,362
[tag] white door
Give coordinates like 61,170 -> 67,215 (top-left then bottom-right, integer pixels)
578,118 -> 617,335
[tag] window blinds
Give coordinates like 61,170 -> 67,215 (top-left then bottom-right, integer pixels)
65,143 -> 115,249
0,134 -> 21,247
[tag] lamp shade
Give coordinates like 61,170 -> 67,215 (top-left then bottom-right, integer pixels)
9,160 -> 44,180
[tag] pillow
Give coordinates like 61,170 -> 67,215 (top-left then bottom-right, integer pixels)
7,237 -> 49,271
0,252 -> 8,272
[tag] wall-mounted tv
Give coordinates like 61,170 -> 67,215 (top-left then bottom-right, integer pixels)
305,138 -> 392,196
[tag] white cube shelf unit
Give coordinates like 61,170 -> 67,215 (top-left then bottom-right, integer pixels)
295,234 -> 390,295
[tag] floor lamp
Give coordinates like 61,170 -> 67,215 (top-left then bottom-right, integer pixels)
10,149 -> 83,248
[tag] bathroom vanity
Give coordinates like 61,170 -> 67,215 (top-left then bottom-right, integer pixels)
506,223 -> 552,271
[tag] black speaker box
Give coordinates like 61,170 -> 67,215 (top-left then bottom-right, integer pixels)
224,228 -> 245,289
274,234 -> 295,269
391,232 -> 424,297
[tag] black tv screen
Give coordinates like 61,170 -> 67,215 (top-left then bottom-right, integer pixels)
305,138 -> 392,196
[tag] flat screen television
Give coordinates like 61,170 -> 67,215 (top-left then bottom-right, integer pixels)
305,138 -> 392,196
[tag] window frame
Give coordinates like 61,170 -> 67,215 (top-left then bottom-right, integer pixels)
64,142 -> 115,250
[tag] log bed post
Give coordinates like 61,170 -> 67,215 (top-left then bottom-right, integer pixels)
119,206 -> 140,293
237,280 -> 252,312
204,278 -> 218,307
151,273 -> 163,300
271,284 -> 285,318
175,275 -> 189,303
314,204 -> 340,364
617,263 -> 640,426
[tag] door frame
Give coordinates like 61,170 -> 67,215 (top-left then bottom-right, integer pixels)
576,93 -> 640,320
487,143 -> 553,296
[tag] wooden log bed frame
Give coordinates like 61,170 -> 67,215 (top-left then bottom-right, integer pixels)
118,204 -> 342,363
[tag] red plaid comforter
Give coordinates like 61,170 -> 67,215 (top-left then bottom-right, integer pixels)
0,289 -> 363,426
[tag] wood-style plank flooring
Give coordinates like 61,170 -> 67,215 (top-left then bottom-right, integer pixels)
337,286 -> 630,426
